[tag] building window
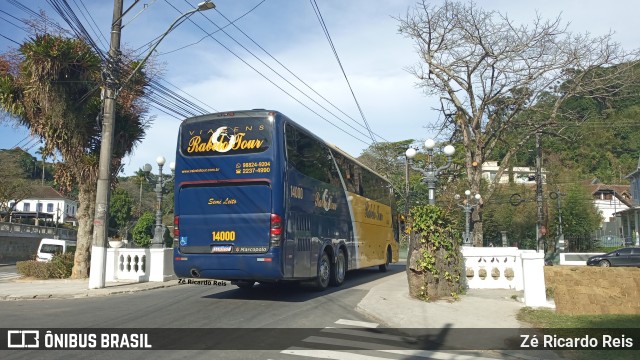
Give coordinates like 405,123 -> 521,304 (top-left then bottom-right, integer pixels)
23,203 -> 30,212
9,202 -> 15,210
36,203 -> 43,212
47,203 -> 54,212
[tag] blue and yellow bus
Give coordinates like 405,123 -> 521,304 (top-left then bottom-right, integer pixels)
172,110 -> 399,289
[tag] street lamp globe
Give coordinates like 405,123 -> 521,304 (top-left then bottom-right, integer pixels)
474,193 -> 482,200
156,156 -> 166,166
454,194 -> 461,200
143,163 -> 152,173
169,162 -> 176,171
465,189 -> 471,196
405,148 -> 417,159
424,138 -> 436,150
443,144 -> 455,156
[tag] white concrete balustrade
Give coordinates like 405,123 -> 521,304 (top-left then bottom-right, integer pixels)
461,246 -> 550,307
105,247 -> 175,282
461,246 -> 524,290
103,243 -> 549,307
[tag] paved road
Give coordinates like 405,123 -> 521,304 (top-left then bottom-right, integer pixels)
0,263 -> 510,359
0,265 -> 20,282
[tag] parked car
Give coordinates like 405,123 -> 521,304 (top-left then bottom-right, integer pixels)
36,238 -> 76,262
586,247 -> 640,267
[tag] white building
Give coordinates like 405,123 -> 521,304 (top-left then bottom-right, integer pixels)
5,186 -> 77,225
481,161 -> 546,185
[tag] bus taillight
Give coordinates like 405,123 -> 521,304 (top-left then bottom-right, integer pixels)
270,213 -> 282,247
174,216 -> 180,237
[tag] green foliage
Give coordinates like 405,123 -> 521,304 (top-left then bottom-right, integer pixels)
49,252 -> 74,278
15,253 -> 74,279
409,205 -> 464,301
132,212 -> 154,248
109,187 -> 133,237
562,183 -> 602,237
481,184 -> 537,249
163,227 -> 174,248
0,149 -> 36,221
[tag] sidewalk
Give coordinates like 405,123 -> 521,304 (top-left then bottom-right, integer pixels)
0,277 -> 180,300
357,271 -> 562,359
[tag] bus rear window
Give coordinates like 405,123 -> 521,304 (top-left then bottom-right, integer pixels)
180,116 -> 272,157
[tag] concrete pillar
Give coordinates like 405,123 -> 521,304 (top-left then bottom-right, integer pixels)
521,252 -> 547,307
501,231 -> 507,247
149,248 -> 176,282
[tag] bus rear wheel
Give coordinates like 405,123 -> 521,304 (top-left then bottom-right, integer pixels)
314,252 -> 331,290
379,247 -> 391,272
330,250 -> 346,287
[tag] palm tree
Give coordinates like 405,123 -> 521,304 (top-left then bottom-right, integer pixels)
36,146 -> 47,186
0,34 -> 150,278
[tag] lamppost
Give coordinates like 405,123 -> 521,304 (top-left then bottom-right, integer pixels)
143,156 -> 175,248
455,190 -> 481,245
405,139 -> 456,205
89,0 -> 215,289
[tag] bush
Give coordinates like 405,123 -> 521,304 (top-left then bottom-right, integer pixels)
132,212 -> 155,248
49,253 -> 74,278
16,260 -> 50,279
16,253 -> 74,279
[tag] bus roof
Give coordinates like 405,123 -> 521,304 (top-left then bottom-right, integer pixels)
180,110 -> 390,184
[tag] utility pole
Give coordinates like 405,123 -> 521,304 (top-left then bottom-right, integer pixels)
535,132 -> 545,253
89,0 -> 123,289
555,188 -> 564,254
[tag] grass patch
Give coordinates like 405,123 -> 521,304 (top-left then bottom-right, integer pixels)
517,308 -> 640,360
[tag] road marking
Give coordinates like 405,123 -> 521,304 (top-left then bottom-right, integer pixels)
381,349 -> 499,359
281,348 -> 391,360
283,347 -> 500,360
334,319 -> 378,328
0,273 -> 20,281
322,327 -> 417,342
281,319 -> 503,360
303,336 -> 407,351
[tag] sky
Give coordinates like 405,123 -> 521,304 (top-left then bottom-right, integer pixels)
0,0 -> 639,176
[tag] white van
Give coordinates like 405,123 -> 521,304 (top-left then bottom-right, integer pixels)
36,238 -> 77,262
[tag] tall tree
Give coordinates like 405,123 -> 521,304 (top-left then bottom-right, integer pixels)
0,33 -> 150,278
109,187 -> 133,239
398,0 -> 639,246
0,150 -> 35,221
358,140 -> 415,211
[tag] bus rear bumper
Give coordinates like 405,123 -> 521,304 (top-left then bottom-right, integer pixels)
173,249 -> 283,281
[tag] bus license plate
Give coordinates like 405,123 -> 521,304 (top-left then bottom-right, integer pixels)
211,245 -> 232,253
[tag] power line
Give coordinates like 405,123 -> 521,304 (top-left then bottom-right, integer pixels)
162,1 -> 371,145
70,0 -> 109,49
309,0 -> 376,144
157,0 -> 267,57
211,3 -> 391,143
0,32 -> 21,45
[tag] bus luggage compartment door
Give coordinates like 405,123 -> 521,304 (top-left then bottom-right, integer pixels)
177,184 -> 272,254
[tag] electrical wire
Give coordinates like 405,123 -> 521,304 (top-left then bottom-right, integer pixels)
210,3 -> 391,143
71,0 -> 109,50
309,0 -> 376,144
162,1 -> 371,145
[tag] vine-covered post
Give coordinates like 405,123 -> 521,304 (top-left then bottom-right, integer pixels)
406,205 -> 464,301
